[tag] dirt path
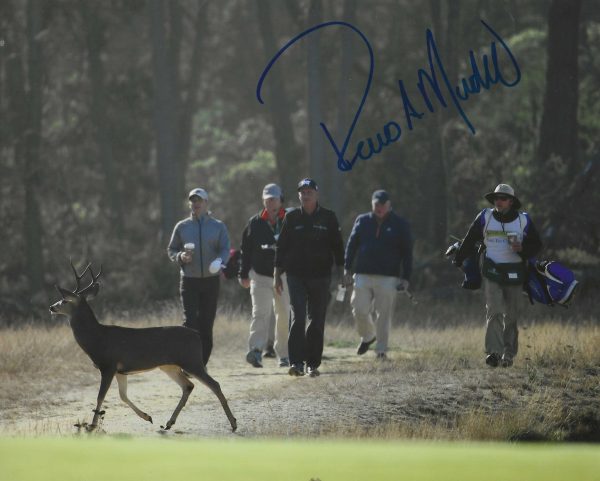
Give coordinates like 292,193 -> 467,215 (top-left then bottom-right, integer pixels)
1,341 -> 598,440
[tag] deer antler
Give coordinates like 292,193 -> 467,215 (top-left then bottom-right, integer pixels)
89,264 -> 103,284
70,259 -> 92,294
78,263 -> 103,297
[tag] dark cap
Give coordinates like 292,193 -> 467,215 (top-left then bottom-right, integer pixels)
372,190 -> 390,204
297,178 -> 318,191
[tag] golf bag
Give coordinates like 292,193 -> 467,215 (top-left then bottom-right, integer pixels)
445,241 -> 482,290
525,260 -> 578,307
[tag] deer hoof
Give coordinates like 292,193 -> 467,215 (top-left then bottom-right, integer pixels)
148,416 -> 153,424
231,419 -> 238,432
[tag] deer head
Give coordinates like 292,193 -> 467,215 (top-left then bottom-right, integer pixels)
49,261 -> 102,316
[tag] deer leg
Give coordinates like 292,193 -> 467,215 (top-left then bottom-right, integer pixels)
115,373 -> 153,424
185,366 -> 237,432
160,366 -> 194,430
90,369 -> 114,429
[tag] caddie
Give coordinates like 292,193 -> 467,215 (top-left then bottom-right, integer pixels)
453,184 -> 542,368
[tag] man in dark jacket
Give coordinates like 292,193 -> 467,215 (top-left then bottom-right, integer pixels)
239,183 -> 290,369
453,184 -> 542,368
274,178 -> 344,377
344,190 -> 413,359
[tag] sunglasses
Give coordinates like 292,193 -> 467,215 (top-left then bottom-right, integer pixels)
494,195 -> 511,201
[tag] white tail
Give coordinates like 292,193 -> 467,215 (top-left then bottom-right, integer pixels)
49,261 -> 237,432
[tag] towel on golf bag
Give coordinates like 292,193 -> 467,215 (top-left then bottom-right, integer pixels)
525,260 -> 578,307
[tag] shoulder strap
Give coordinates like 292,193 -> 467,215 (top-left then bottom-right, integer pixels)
519,212 -> 529,236
482,208 -> 493,235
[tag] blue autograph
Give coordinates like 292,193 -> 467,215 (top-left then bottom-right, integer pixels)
256,20 -> 521,172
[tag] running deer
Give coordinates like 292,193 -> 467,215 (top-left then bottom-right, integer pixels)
49,262 -> 237,432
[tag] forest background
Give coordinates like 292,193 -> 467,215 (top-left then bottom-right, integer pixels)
1,0 -> 598,321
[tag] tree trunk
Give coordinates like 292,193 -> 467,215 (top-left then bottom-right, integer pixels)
177,3 -> 208,190
22,0 -> 46,298
536,0 -> 581,169
307,0 -> 325,191
149,0 -> 181,239
425,0 -> 460,250
81,2 -> 125,235
330,0 -> 357,217
536,0 -> 582,249
256,1 -> 303,197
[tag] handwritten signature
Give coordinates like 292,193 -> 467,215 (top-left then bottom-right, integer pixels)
256,20 -> 521,172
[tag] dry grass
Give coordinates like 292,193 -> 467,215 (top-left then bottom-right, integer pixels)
1,302 -> 598,441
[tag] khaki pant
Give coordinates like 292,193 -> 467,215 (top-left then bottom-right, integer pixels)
249,270 -> 290,359
350,274 -> 399,353
483,278 -> 523,358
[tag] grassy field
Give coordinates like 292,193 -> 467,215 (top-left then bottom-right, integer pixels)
1,437 -> 599,481
1,301 -> 599,441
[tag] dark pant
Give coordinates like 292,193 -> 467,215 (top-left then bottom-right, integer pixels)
180,276 -> 220,365
287,275 -> 331,369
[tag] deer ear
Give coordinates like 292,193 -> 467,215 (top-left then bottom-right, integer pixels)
56,285 -> 79,303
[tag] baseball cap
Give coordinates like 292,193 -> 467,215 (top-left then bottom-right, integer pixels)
188,188 -> 208,201
372,190 -> 390,204
262,183 -> 282,199
297,178 -> 318,191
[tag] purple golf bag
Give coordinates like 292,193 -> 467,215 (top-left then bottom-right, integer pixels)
526,260 -> 578,307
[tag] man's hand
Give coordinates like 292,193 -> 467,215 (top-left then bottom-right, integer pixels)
452,258 -> 463,269
274,267 -> 284,295
396,279 -> 410,291
239,278 -> 250,289
343,269 -> 353,287
180,252 -> 193,264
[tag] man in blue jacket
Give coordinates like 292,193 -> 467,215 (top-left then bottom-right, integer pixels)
344,190 -> 413,359
167,187 -> 230,366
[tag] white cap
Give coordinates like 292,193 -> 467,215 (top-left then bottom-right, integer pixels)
188,188 -> 208,201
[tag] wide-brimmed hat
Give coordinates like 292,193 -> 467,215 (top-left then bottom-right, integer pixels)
484,184 -> 521,209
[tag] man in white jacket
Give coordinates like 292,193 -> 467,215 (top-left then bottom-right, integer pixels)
453,184 -> 542,368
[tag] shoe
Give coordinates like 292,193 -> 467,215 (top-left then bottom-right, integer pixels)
501,354 -> 513,368
263,344 -> 276,358
288,363 -> 305,377
485,353 -> 500,368
246,349 -> 263,368
357,337 -> 376,355
376,352 -> 387,360
307,366 -> 320,377
278,357 -> 290,367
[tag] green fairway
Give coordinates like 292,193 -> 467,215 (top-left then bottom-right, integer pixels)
0,437 -> 598,481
